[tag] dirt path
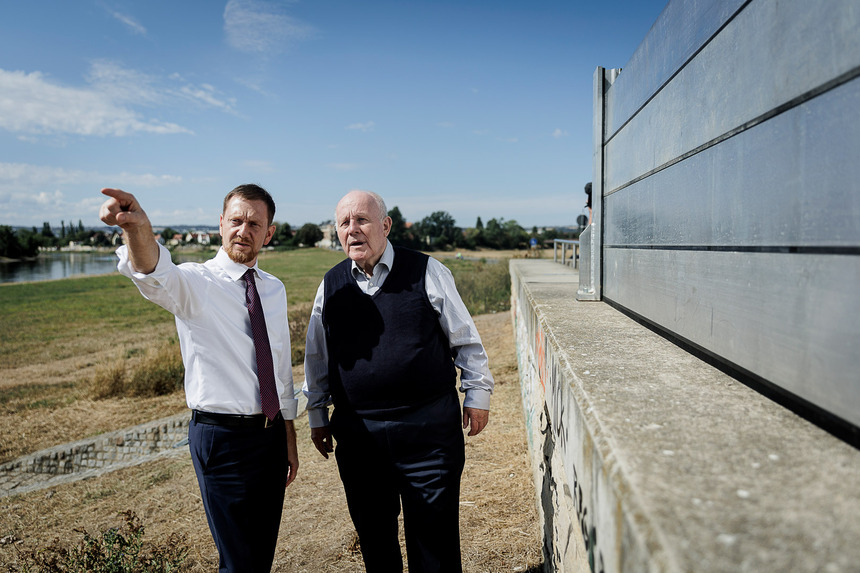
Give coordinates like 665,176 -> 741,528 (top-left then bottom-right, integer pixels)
0,312 -> 543,571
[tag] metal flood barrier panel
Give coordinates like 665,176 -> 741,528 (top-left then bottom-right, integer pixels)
580,0 -> 860,441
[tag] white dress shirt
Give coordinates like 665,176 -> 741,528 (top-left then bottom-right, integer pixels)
117,243 -> 298,419
303,240 -> 494,428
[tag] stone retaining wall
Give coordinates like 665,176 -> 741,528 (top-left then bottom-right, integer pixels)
0,413 -> 190,497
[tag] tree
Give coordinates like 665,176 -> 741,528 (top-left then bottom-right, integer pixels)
416,211 -> 460,250
482,217 -> 527,249
0,226 -> 39,259
293,223 -> 323,247
272,221 -> 293,247
387,206 -> 408,246
387,206 -> 420,249
161,227 -> 178,244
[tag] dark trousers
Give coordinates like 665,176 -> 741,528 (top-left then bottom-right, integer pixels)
189,418 -> 288,573
331,391 -> 466,573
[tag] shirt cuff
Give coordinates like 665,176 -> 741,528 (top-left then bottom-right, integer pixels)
116,243 -> 169,282
463,388 -> 491,411
280,397 -> 299,421
308,407 -> 330,428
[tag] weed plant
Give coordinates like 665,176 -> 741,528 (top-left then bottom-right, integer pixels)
12,510 -> 188,572
90,339 -> 183,399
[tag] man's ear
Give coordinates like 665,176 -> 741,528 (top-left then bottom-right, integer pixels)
264,223 -> 276,245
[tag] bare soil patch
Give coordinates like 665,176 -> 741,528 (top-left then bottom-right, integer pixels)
0,312 -> 542,571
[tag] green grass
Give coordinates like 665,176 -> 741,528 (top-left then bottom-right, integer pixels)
0,381 -> 78,413
0,248 -> 509,378
0,249 -> 345,372
257,247 -> 347,306
441,258 -> 512,315
0,274 -> 174,369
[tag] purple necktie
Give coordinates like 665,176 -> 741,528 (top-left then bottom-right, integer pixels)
242,269 -> 280,421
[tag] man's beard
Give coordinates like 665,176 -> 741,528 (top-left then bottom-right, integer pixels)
225,238 -> 257,264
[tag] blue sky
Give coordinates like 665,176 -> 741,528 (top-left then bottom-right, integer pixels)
0,0 -> 666,230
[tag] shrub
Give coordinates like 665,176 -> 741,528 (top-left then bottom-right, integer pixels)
90,340 -> 184,399
13,510 -> 188,572
127,340 -> 184,397
90,362 -> 127,400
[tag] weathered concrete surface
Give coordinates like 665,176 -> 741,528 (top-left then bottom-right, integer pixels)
511,259 -> 860,573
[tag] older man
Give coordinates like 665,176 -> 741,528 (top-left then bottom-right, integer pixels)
99,185 -> 298,573
303,190 -> 494,572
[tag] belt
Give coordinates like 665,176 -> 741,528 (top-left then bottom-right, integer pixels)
192,410 -> 283,428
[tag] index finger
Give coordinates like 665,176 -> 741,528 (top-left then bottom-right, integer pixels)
101,188 -> 132,202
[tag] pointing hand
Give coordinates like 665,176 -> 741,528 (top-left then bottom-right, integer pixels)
99,188 -> 150,230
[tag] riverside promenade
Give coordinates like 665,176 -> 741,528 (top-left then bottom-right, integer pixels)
511,259 -> 860,572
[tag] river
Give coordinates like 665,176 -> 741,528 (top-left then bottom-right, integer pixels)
0,250 -> 211,284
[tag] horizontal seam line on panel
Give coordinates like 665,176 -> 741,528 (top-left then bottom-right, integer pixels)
605,63 -> 860,197
605,245 -> 860,255
603,0 -> 753,147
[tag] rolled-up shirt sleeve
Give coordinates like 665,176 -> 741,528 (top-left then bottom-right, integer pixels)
302,281 -> 332,428
425,257 -> 494,410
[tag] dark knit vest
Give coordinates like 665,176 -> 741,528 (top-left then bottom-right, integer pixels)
322,247 -> 457,416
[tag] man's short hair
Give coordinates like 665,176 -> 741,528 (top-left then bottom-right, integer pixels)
366,191 -> 388,221
223,184 -> 276,225
335,190 -> 388,222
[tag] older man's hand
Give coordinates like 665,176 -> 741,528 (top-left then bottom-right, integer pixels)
311,426 -> 334,459
463,407 -> 489,436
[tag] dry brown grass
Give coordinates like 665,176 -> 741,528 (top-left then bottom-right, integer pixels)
0,312 -> 542,572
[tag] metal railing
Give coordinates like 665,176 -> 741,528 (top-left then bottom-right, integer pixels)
552,239 -> 579,268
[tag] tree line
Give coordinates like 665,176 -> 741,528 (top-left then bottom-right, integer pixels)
1,208 -> 581,259
385,207 -> 579,251
0,221 -> 112,259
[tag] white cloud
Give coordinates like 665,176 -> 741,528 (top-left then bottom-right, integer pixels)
0,69 -> 191,137
223,0 -> 315,54
552,128 -> 568,138
0,61 -> 241,138
86,60 -> 164,106
179,84 -> 237,113
437,121 -> 455,128
346,121 -> 375,132
0,163 -> 185,225
0,162 -> 182,192
88,62 -> 237,113
107,9 -> 147,36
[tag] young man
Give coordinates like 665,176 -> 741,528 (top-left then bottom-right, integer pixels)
99,185 -> 298,572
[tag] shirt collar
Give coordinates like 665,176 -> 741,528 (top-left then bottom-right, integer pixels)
350,239 -> 394,279
216,247 -> 259,282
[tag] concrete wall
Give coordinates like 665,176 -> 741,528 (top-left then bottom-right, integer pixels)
517,1 -> 860,569
512,260 -> 860,572
581,0 -> 860,439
